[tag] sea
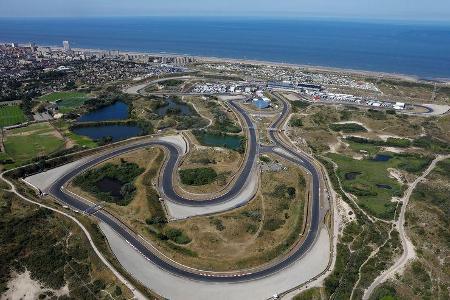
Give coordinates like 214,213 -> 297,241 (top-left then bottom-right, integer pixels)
1,17 -> 450,80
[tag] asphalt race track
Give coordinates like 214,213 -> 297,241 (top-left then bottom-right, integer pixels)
47,98 -> 324,282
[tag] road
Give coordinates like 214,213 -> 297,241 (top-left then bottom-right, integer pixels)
26,96 -> 326,283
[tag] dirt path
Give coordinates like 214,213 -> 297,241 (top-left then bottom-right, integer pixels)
363,154 -> 450,300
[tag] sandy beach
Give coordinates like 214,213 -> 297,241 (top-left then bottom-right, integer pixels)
22,43 -> 450,84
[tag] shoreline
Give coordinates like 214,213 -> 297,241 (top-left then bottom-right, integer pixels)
4,42 -> 450,84
72,46 -> 450,83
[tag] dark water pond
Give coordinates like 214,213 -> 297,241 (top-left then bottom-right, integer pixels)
77,101 -> 129,122
156,98 -> 192,116
376,184 -> 393,189
194,132 -> 242,150
72,125 -> 142,142
373,154 -> 392,162
96,177 -> 123,198
345,172 -> 362,180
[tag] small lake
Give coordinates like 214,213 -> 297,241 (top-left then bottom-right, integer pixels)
194,131 -> 242,150
372,154 -> 392,162
376,184 -> 393,190
96,177 -> 123,198
77,101 -> 129,122
72,125 -> 143,142
345,172 -> 362,180
156,98 -> 192,116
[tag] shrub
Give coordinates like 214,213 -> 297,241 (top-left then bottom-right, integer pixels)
164,228 -> 191,244
271,184 -> 296,200
289,117 -> 303,127
179,167 -> 218,186
259,155 -> 271,163
210,218 -> 225,231
329,123 -> 367,133
241,210 -> 262,222
146,216 -> 167,225
263,218 -> 285,231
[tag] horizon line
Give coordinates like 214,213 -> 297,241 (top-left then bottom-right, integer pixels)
0,15 -> 450,25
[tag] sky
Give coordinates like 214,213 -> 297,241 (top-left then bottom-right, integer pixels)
0,0 -> 449,21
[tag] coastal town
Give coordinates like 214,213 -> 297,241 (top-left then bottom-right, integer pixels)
1,41 -> 447,129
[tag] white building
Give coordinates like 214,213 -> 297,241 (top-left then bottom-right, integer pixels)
63,40 -> 71,51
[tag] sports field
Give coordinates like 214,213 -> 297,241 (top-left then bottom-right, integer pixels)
40,91 -> 89,112
0,105 -> 27,127
2,123 -> 65,167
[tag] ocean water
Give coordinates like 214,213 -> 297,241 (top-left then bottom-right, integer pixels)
1,17 -> 449,79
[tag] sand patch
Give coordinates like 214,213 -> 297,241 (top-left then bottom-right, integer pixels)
1,270 -> 69,300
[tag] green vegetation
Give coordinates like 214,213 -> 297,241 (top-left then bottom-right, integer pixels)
40,91 -> 89,113
289,117 -> 303,127
369,282 -> 399,300
289,100 -> 310,113
346,136 -> 412,148
150,96 -> 208,130
384,158 -> 450,299
1,123 -> 65,167
206,101 -> 241,133
259,155 -> 271,163
319,157 -> 400,299
162,227 -> 191,244
140,150 -> 196,251
293,288 -> 322,300
161,79 -> 184,86
327,152 -> 430,219
411,161 -> 450,221
193,129 -> 245,152
143,150 -> 168,225
0,191 -> 130,299
179,167 -> 218,186
0,105 -> 26,127
271,184 -> 296,200
53,119 -> 98,148
366,109 -> 387,120
74,160 -> 144,205
413,135 -> 450,153
210,218 -> 225,231
330,122 -> 368,133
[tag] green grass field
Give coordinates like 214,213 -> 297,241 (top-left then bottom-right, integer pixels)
328,152 -> 431,219
40,91 -> 89,113
0,105 -> 27,127
2,123 -> 65,167
347,141 -> 381,156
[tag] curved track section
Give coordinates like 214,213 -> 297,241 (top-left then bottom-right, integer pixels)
48,98 -> 324,282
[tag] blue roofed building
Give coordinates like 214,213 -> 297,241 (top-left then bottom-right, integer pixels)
252,97 -> 271,109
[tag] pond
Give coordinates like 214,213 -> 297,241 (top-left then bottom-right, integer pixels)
155,98 -> 192,116
194,131 -> 242,150
376,184 -> 393,190
345,172 -> 362,180
96,177 -> 123,199
372,154 -> 392,162
77,101 -> 129,122
72,125 -> 143,142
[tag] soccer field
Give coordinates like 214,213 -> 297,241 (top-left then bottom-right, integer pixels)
40,91 -> 89,112
0,105 -> 27,127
